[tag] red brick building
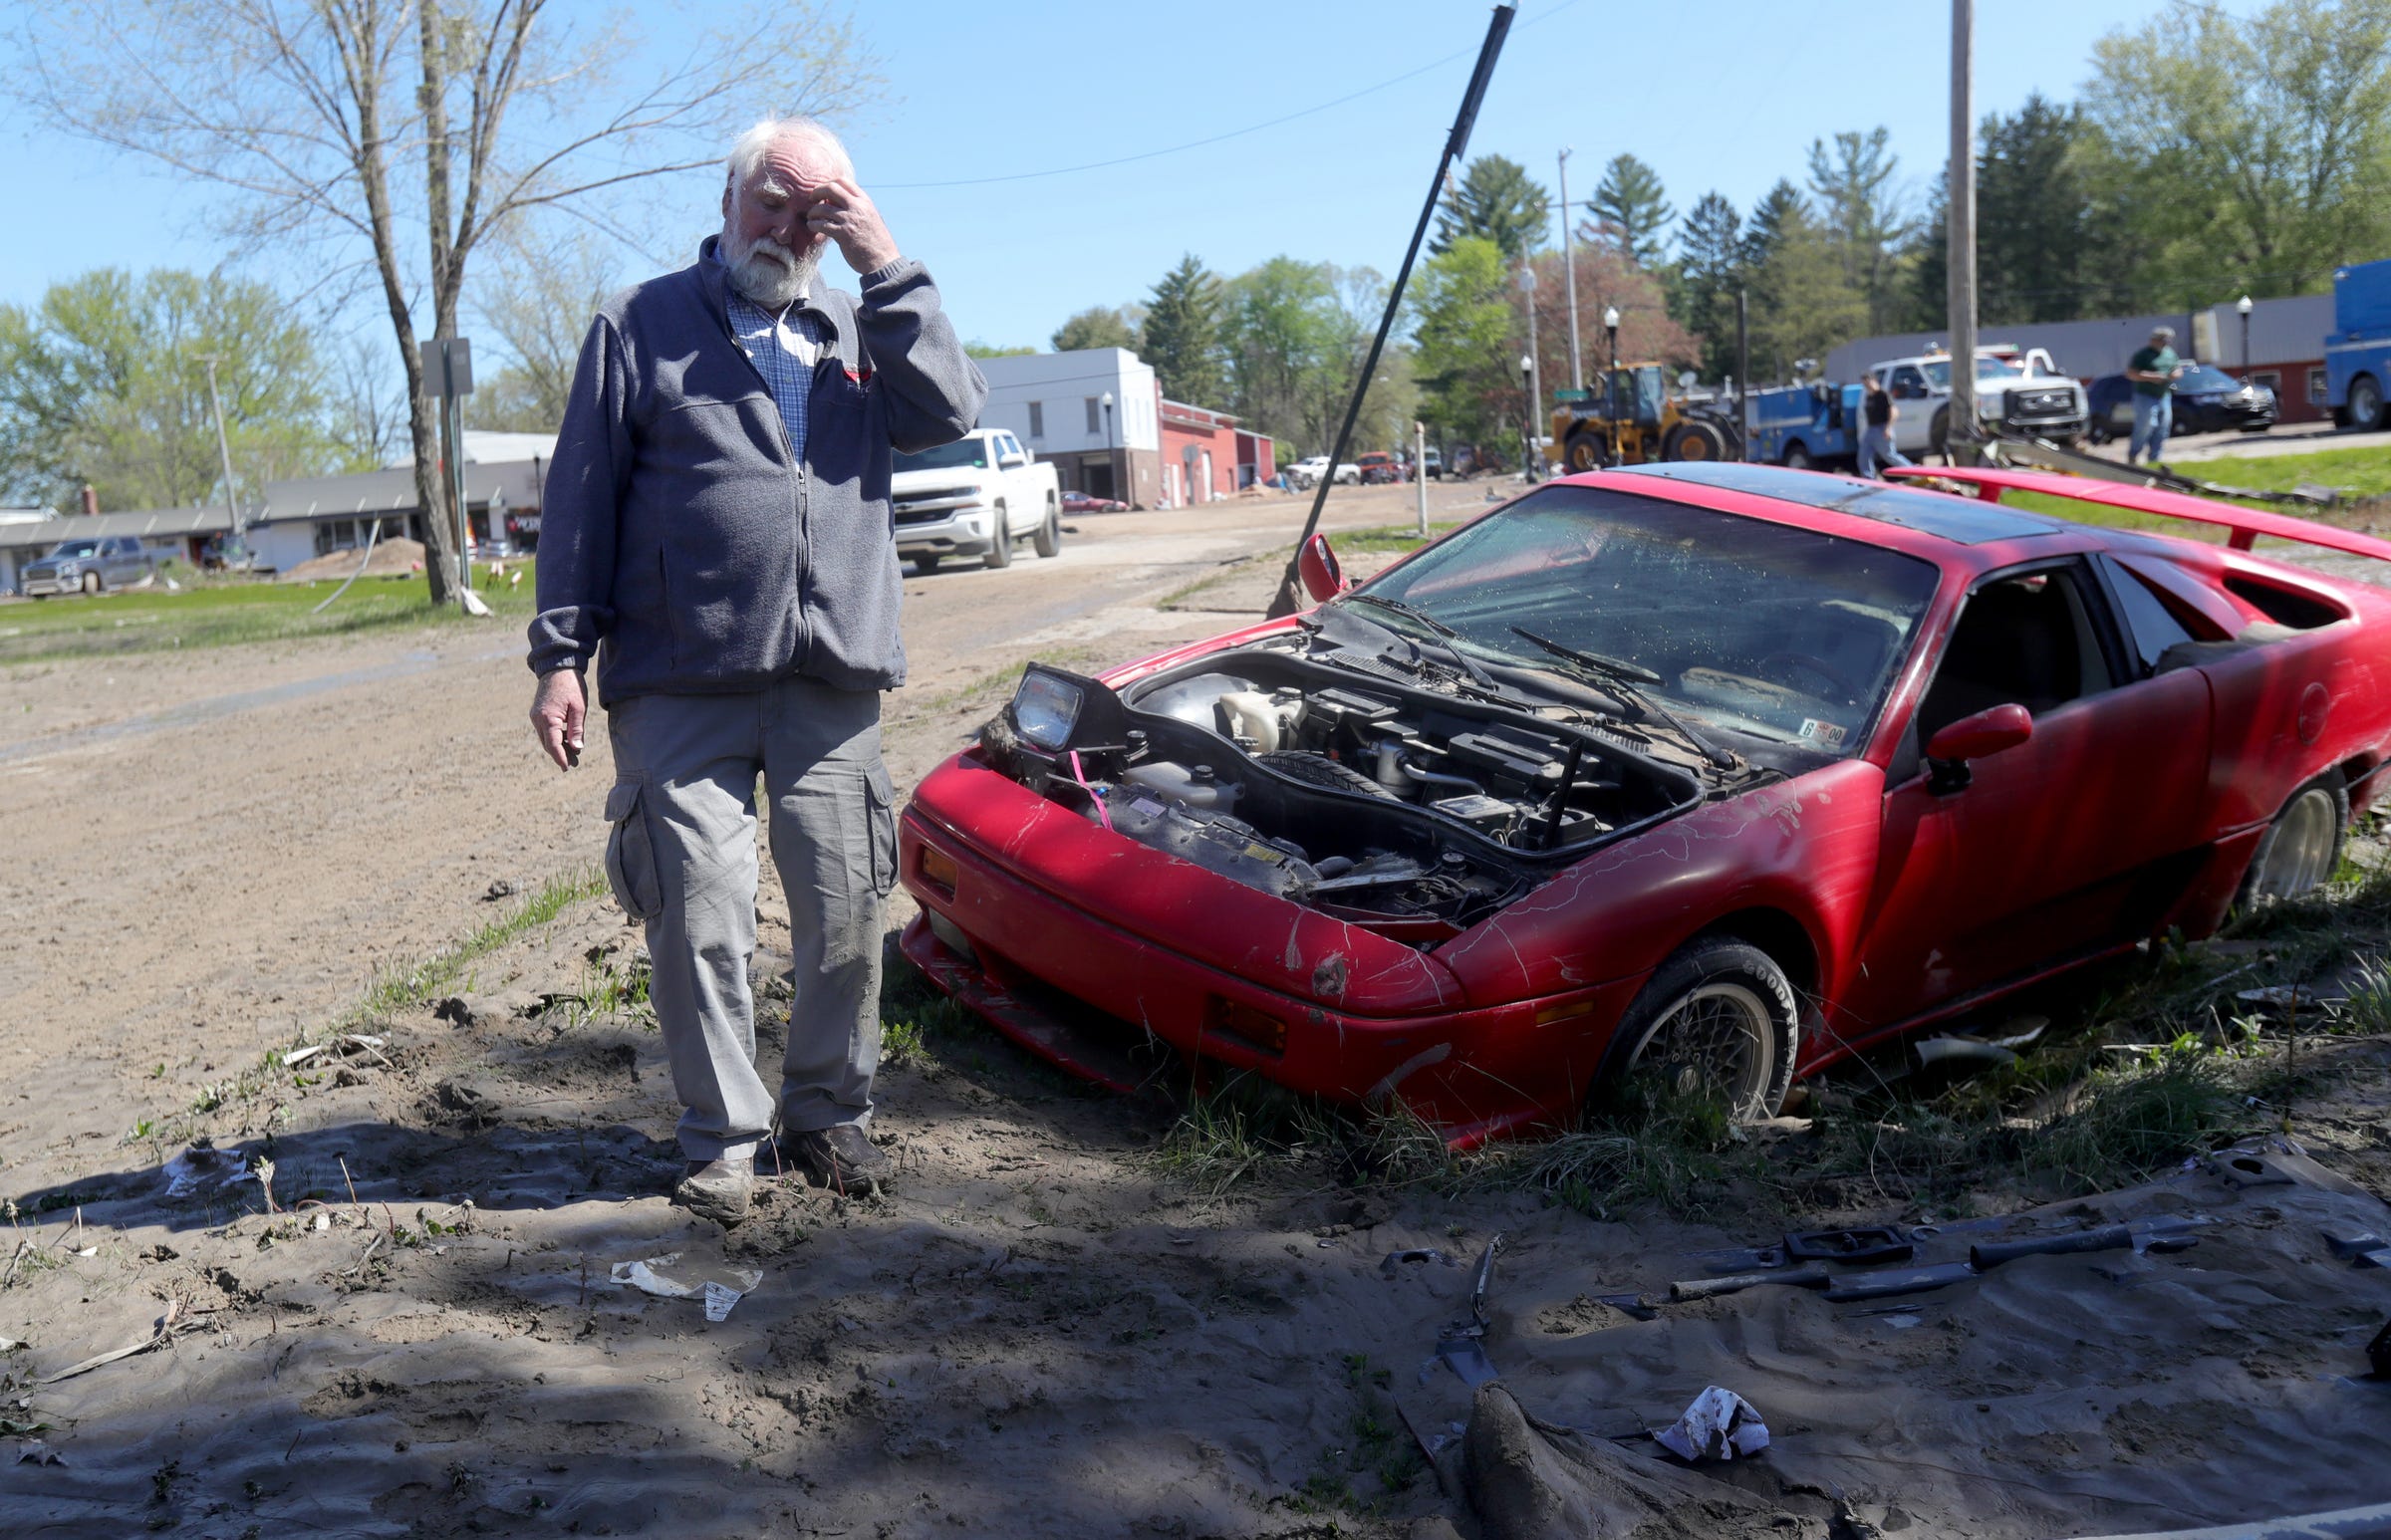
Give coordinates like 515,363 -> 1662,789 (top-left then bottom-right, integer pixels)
1158,398 -> 1273,508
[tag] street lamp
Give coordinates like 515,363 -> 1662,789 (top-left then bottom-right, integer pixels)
2237,294 -> 2254,372
1602,306 -> 1621,467
1100,389 -> 1116,504
1519,353 -> 1537,482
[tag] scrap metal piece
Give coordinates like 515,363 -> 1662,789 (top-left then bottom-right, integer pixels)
1594,1292 -> 1659,1322
1669,1265 -> 1830,1302
1434,1333 -> 1500,1388
1822,1262 -> 1979,1302
1782,1226 -> 1914,1266
1970,1216 -> 2201,1270
1434,1233 -> 1506,1387
2324,1230 -> 2391,1269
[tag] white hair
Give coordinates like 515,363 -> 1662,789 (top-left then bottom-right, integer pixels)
727,117 -> 853,193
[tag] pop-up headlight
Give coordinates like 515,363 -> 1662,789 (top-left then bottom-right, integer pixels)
1009,669 -> 1086,752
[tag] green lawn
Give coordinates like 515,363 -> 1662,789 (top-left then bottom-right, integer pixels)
1979,441 -> 2391,546
0,564 -> 537,665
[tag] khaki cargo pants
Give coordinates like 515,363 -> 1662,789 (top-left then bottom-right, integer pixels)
602,677 -> 897,1163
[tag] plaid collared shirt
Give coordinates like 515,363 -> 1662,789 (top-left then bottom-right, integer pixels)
725,284 -> 824,465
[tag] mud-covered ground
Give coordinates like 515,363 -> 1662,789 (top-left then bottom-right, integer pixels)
4,481 -> 2391,1537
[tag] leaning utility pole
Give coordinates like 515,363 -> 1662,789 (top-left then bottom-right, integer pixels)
1558,146 -> 1584,392
200,357 -> 244,552
1947,0 -> 1980,465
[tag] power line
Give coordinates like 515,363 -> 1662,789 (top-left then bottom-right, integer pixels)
876,0 -> 1587,191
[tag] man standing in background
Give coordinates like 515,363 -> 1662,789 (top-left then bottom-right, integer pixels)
2126,325 -> 2184,466
524,117 -> 986,1224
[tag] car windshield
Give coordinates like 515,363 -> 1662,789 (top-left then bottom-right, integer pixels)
2177,366 -> 2239,391
894,440 -> 989,472
1921,358 -> 2027,389
1343,484 -> 1942,755
52,540 -> 103,559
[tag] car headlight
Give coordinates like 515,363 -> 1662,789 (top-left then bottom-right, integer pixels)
1010,670 -> 1085,752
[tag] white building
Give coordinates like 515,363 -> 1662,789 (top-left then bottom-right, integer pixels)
973,350 -> 1162,508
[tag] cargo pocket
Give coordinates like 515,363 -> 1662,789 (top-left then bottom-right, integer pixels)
603,781 -> 664,921
865,762 -> 898,898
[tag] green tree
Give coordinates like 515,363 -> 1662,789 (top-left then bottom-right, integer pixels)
1672,191 -> 1746,380
1050,305 -> 1143,353
1143,254 -> 1229,405
1585,153 -> 1675,268
2085,0 -> 2391,301
1805,128 -> 1913,335
1432,154 -> 1550,261
1739,185 -> 1866,383
468,225 -> 620,434
1412,236 -> 1518,454
0,268 -> 337,512
1222,257 -> 1337,452
962,341 -> 1036,359
1979,95 -> 2123,323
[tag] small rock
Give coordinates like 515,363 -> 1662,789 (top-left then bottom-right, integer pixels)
432,997 -> 481,1029
334,1067 -> 373,1088
483,879 -> 518,901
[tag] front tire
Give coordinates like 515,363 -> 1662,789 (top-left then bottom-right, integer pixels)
1033,499 -> 1061,559
1598,938 -> 1798,1124
1565,432 -> 1606,472
1929,406 -> 1952,458
1779,441 -> 1812,470
913,552 -> 940,575
2238,773 -> 2348,906
81,572 -> 102,595
981,503 -> 1012,570
2349,375 -> 2386,432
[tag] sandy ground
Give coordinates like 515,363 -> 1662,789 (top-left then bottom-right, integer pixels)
4,478 -> 2390,1537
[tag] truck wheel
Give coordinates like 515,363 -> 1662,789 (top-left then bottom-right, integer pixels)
1929,407 -> 1952,458
913,552 -> 940,575
1594,937 -> 1798,1125
1779,440 -> 1812,470
82,572 -> 102,595
1565,432 -> 1605,472
2349,375 -> 2386,432
982,503 -> 1012,570
1033,499 -> 1061,559
1666,421 -> 1727,462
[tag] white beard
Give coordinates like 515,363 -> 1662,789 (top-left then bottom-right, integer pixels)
723,232 -> 819,309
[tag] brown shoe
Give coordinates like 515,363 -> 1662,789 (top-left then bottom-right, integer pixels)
673,1157 -> 753,1225
782,1125 -> 892,1197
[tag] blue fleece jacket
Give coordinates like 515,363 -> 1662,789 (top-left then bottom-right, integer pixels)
527,239 -> 987,704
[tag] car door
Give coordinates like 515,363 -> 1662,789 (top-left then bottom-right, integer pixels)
1888,366 -> 1934,453
1839,558 -> 2215,1039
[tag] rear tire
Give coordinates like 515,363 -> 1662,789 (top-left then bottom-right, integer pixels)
1033,499 -> 1061,559
1596,937 -> 1798,1124
2349,375 -> 2386,432
2238,772 -> 2348,906
1929,406 -> 1952,458
1779,440 -> 1812,470
981,503 -> 1012,570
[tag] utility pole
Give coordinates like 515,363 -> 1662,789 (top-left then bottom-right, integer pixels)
1414,418 -> 1429,538
1558,147 -> 1583,392
199,356 -> 243,553
421,336 -> 478,603
1520,264 -> 1540,480
1947,0 -> 1980,466
1735,289 -> 1750,462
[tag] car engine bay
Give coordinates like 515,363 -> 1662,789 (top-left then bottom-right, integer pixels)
976,642 -> 1720,941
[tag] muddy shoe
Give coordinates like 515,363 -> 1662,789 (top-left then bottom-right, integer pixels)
783,1125 -> 891,1197
672,1158 -> 753,1225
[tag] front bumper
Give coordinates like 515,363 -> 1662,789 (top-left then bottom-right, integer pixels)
894,509 -> 995,560
21,573 -> 72,595
897,774 -> 1637,1144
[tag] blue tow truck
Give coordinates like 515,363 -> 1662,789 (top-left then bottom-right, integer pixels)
2327,258 -> 2391,430
1745,381 -> 1865,469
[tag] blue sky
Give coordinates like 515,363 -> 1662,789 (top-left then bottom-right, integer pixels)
1,0 -> 2263,361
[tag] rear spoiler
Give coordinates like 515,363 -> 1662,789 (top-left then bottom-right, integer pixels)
1881,464 -> 2391,563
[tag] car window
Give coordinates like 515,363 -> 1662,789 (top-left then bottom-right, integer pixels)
1357,483 -> 1941,755
2096,555 -> 2197,674
2177,367 -> 2238,391
1892,366 -> 1927,397
894,440 -> 991,472
1916,563 -> 2115,742
55,540 -> 103,558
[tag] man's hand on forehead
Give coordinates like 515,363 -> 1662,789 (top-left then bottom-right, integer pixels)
800,175 -> 900,276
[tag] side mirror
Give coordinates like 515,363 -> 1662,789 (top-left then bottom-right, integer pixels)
1924,703 -> 2033,793
1297,532 -> 1349,605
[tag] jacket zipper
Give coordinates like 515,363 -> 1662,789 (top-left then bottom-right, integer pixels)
716,295 -> 816,677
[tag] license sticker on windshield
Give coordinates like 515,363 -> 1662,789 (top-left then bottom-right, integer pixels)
1798,718 -> 1847,747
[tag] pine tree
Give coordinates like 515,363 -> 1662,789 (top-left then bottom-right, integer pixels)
1142,255 -> 1228,406
1805,128 -> 1912,336
1431,154 -> 1551,262
1584,153 -> 1676,268
1673,192 -> 1745,381
1979,94 -> 2120,323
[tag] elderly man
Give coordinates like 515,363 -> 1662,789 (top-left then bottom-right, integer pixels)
2125,325 -> 2185,467
525,117 -> 986,1223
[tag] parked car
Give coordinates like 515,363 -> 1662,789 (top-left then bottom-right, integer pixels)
1285,456 -> 1360,491
1868,346 -> 2089,453
2085,363 -> 2277,442
892,428 -> 1062,573
1061,490 -> 1129,514
22,535 -> 153,597
897,460 -> 2391,1143
1355,452 -> 1405,485
1422,446 -> 1445,480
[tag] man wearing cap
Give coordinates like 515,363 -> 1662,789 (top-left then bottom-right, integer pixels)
525,116 -> 986,1223
2125,326 -> 2185,467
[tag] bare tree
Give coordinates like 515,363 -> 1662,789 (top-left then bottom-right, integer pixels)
16,0 -> 880,604
468,222 -> 622,433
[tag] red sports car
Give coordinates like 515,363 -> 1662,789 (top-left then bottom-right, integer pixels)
1061,490 -> 1131,514
898,462 -> 2391,1144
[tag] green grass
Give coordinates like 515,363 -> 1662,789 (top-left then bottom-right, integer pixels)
0,565 -> 537,665
1988,443 -> 2391,545
1331,518 -> 1465,554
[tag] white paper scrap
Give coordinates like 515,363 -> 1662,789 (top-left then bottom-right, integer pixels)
1653,1386 -> 1770,1463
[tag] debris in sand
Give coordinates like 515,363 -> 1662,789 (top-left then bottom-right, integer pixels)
484,879 -> 517,901
163,1143 -> 248,1199
2324,1229 -> 2391,1268
14,1441 -> 65,1466
1435,1234 -> 1504,1387
42,1295 -> 207,1385
609,1253 -> 763,1320
1379,1247 -> 1453,1276
1652,1386 -> 1770,1463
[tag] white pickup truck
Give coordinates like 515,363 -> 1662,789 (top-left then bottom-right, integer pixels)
1868,345 -> 2089,456
891,427 -> 1063,573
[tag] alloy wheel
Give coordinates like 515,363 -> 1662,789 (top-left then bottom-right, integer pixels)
1626,980 -> 1777,1120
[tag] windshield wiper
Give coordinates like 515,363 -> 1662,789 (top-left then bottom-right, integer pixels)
1509,626 -> 1738,771
1344,593 -> 1503,692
